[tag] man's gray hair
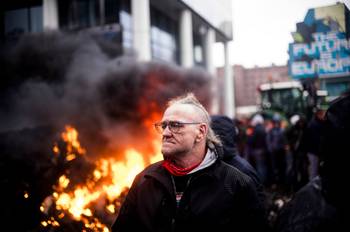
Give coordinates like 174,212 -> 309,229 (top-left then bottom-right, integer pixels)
167,93 -> 222,149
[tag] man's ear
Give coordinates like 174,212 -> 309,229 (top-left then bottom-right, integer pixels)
196,123 -> 207,142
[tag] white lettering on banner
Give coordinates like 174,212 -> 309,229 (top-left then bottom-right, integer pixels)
292,32 -> 350,57
338,39 -> 349,50
290,32 -> 350,78
312,33 -> 325,42
293,44 -> 307,56
317,59 -> 340,72
320,52 -> 332,59
292,62 -> 315,76
291,57 -> 350,77
312,32 -> 337,42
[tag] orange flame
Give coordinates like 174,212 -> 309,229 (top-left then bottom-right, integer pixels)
41,124 -> 163,231
61,125 -> 86,156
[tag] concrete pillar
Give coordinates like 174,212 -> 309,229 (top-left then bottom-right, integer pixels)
43,0 -> 59,30
204,28 -> 215,74
204,28 -> 219,114
179,9 -> 194,67
131,0 -> 151,61
224,41 -> 235,118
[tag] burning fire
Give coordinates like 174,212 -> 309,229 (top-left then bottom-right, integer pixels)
40,125 -> 162,231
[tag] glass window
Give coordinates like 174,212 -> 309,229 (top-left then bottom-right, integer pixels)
30,6 -> 43,33
326,81 -> 350,97
118,0 -> 132,50
5,9 -> 29,35
194,45 -> 203,63
150,7 -> 178,64
105,0 -> 119,24
4,5 -> 43,43
193,30 -> 205,67
120,10 -> 132,49
58,0 -> 100,30
120,11 -> 131,29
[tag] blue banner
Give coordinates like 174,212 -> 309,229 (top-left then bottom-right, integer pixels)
288,4 -> 350,79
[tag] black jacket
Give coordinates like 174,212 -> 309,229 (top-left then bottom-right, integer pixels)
211,115 -> 265,206
112,160 -> 268,232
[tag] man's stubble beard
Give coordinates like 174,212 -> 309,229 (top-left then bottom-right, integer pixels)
161,146 -> 187,161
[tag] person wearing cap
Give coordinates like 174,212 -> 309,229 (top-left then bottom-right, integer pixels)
245,114 -> 269,185
112,93 -> 268,232
266,113 -> 288,190
274,94 -> 350,232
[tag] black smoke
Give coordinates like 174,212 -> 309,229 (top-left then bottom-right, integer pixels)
0,31 -> 211,155
0,31 -> 212,231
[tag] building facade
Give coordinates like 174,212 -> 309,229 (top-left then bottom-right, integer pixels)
217,64 -> 290,117
1,0 -> 234,116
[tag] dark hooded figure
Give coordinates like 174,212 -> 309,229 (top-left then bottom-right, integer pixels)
274,93 -> 350,232
211,115 -> 266,206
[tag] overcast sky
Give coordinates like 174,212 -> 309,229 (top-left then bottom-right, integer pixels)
214,0 -> 350,68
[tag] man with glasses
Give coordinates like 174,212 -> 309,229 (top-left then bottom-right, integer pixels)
112,93 -> 268,232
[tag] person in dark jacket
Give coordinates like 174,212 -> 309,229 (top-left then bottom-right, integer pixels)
246,114 -> 269,185
302,106 -> 326,181
112,93 -> 268,232
274,93 -> 350,232
266,114 -> 288,189
285,115 -> 309,192
210,115 -> 265,201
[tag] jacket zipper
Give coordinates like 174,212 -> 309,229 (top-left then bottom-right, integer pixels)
170,175 -> 193,232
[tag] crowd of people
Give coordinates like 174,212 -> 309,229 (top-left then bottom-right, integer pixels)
231,103 -> 341,228
111,91 -> 349,232
235,107 -> 331,195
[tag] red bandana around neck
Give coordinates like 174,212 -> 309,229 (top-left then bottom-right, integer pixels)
162,159 -> 201,176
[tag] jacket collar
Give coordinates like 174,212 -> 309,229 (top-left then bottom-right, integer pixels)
144,162 -> 174,196
144,157 -> 222,193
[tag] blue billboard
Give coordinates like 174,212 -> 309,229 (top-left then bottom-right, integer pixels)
288,3 -> 350,79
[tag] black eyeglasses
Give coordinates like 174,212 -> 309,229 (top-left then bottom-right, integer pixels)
154,121 -> 202,134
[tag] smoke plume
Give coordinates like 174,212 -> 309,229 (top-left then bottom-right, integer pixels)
0,31 -> 213,231
0,31 -> 212,157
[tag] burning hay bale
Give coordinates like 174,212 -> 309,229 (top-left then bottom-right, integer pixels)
38,125 -> 137,231
0,31 -> 212,231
